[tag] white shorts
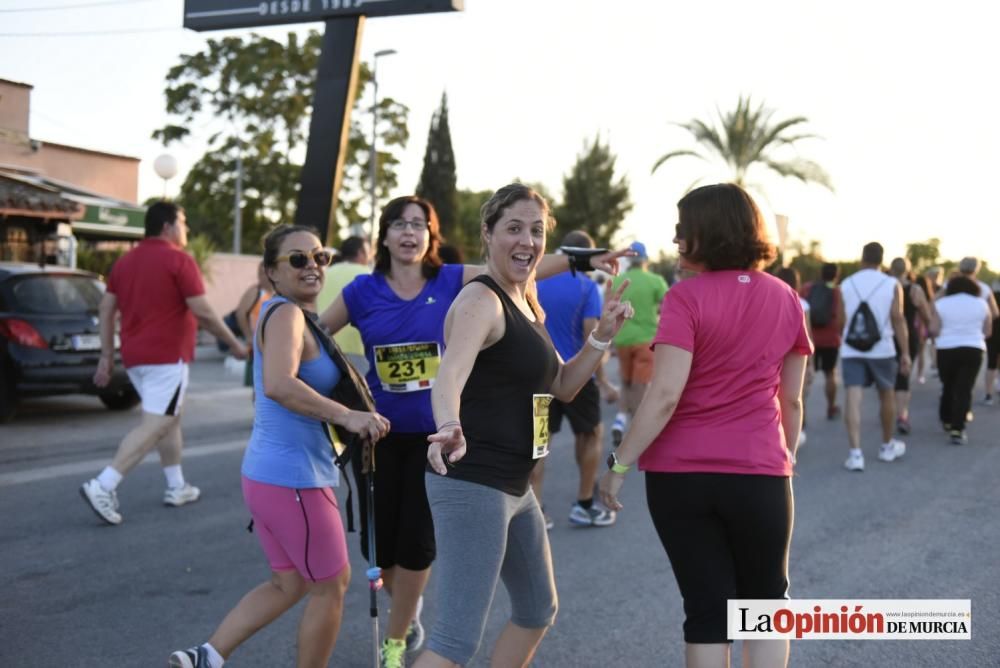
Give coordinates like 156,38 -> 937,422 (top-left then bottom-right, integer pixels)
125,361 -> 190,416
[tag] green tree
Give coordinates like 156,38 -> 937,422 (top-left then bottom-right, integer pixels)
647,250 -> 678,285
787,239 -> 825,284
652,95 -> 833,193
905,238 -> 941,271
416,92 -> 458,241
453,188 -> 492,262
153,31 -> 408,252
554,136 -> 633,248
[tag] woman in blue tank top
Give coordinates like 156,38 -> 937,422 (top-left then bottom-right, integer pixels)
417,184 -> 634,668
170,225 -> 389,668
318,196 -> 631,665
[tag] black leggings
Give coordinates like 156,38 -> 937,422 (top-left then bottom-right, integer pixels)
645,473 -> 793,644
937,347 -> 983,431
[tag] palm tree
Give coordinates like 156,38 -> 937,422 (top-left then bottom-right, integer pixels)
652,95 -> 833,192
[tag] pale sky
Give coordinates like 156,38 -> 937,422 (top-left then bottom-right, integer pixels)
1,0 -> 997,266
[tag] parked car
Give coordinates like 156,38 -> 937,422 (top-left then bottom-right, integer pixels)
0,262 -> 138,422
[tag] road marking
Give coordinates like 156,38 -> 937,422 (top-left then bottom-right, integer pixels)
186,386 -> 252,400
0,439 -> 247,488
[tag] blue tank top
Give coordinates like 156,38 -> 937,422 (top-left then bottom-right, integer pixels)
342,264 -> 464,433
242,296 -> 342,488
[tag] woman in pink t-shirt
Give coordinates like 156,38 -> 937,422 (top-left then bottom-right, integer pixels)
599,184 -> 812,668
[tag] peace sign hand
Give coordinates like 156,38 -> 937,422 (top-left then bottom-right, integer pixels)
594,279 -> 634,342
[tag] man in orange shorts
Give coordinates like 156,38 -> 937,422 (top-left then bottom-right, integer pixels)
608,242 -> 668,445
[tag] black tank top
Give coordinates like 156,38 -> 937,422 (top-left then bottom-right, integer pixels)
438,275 -> 560,496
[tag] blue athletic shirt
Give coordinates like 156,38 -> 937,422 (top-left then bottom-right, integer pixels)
242,296 -> 342,488
537,272 -> 602,360
342,264 -> 465,433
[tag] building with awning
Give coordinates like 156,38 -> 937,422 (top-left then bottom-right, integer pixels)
0,170 -> 81,262
0,77 -> 144,262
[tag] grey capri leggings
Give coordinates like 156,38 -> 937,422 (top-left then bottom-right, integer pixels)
424,473 -> 558,665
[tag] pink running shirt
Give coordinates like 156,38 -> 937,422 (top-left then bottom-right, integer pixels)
638,270 -> 812,477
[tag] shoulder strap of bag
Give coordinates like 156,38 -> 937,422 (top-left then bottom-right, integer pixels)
256,298 -> 370,532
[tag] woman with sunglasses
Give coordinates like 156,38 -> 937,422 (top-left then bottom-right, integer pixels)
319,195 -> 629,668
170,225 -> 390,668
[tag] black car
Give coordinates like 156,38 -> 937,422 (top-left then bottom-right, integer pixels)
0,262 -> 138,422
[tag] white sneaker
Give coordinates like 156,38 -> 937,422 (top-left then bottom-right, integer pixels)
878,439 -> 906,462
405,594 -> 425,652
844,450 -> 865,472
611,414 -> 628,448
164,483 -> 201,507
569,502 -> 617,527
80,478 -> 122,525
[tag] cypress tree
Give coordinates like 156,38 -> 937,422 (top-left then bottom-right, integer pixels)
416,92 -> 458,240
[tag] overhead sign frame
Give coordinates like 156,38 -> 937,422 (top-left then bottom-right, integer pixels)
184,0 -> 463,31
181,0 -> 463,245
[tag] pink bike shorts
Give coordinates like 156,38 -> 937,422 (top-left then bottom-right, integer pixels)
241,476 -> 349,582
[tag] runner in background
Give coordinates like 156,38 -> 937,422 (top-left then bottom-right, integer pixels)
316,236 -> 371,373
608,241 -> 668,447
533,230 -> 620,529
888,258 -> 933,434
801,262 -> 844,420
925,266 -> 945,375
912,273 -> 934,384
986,281 -> 1000,404
777,267 -> 813,449
235,262 -> 273,389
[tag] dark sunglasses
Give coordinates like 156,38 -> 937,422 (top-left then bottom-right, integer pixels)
276,248 -> 334,269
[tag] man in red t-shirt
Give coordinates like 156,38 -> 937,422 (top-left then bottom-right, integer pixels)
801,262 -> 844,419
80,202 -> 246,526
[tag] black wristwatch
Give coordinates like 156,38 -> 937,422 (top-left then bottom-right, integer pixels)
607,451 -> 631,474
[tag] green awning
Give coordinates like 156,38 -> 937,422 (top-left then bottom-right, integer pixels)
78,203 -> 144,229
71,221 -> 144,239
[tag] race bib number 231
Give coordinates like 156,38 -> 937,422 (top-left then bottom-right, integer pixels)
373,341 -> 441,393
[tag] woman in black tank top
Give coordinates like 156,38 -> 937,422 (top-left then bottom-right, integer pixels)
413,184 -> 633,668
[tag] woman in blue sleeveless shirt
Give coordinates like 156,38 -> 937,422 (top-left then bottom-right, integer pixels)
319,196 -> 630,665
170,225 -> 389,668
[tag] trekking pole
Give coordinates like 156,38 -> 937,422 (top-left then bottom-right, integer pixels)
364,439 -> 383,668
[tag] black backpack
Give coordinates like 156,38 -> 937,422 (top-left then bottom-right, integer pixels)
807,282 -> 835,328
844,278 -> 887,352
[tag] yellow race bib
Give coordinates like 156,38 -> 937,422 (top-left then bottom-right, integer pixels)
373,341 -> 441,392
532,394 -> 554,459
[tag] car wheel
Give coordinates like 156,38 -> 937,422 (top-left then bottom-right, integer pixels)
99,386 -> 141,411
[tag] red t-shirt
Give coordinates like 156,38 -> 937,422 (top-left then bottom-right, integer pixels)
801,281 -> 843,348
638,270 -> 813,477
107,238 -> 205,367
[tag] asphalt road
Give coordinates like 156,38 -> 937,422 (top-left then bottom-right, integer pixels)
1,347 -> 997,667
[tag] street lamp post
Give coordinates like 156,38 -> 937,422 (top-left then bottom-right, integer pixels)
234,150 -> 243,254
369,48 -> 397,248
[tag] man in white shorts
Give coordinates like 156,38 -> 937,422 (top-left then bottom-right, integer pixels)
80,202 -> 246,525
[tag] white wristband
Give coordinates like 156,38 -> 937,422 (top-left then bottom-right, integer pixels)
587,330 -> 611,351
